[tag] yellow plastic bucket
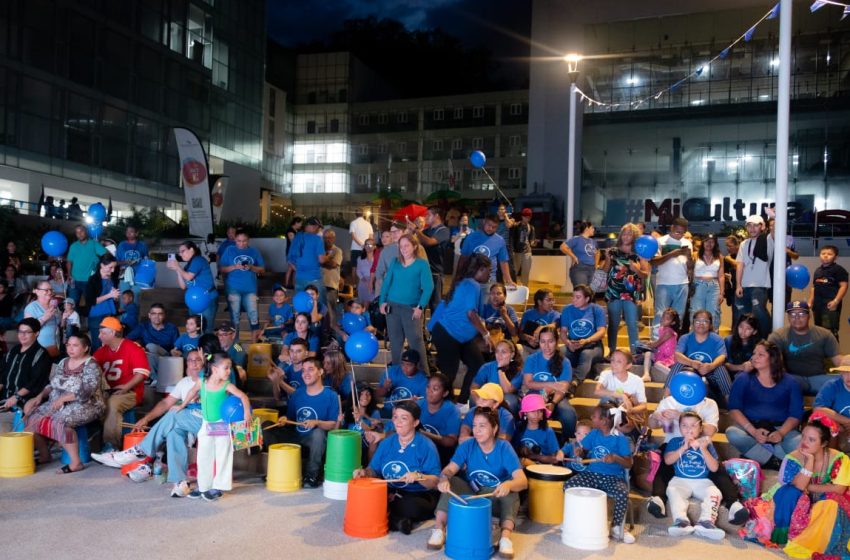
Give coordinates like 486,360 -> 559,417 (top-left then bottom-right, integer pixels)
0,432 -> 35,478
247,343 -> 273,378
525,464 -> 572,524
267,443 -> 301,492
253,408 -> 279,424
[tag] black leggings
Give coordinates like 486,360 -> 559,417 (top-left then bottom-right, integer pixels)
389,489 -> 439,523
431,322 -> 484,403
652,442 -> 740,508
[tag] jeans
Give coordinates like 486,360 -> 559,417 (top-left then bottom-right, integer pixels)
654,283 -> 689,331
138,408 -> 203,483
68,278 -> 89,308
263,425 -> 328,479
564,343 -> 604,383
569,263 -> 595,291
790,373 -> 834,396
385,302 -> 429,374
691,279 -> 721,330
294,276 -> 326,309
145,344 -> 169,383
814,305 -> 842,340
553,399 -> 577,442
726,425 -> 801,465
200,295 -> 218,334
735,287 -> 771,339
606,298 -> 639,354
431,322 -> 484,403
227,290 -> 260,333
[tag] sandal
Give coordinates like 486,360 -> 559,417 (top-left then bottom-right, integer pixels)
57,464 -> 85,475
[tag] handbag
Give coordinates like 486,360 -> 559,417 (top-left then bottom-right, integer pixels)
230,417 -> 263,450
205,421 -> 230,436
590,268 -> 608,293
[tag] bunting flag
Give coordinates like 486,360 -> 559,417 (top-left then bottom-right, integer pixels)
811,0 -> 828,11
767,3 -> 781,19
744,25 -> 757,42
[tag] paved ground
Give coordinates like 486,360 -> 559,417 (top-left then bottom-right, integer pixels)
1,462 -> 786,560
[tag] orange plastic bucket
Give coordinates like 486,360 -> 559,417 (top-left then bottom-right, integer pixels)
343,477 -> 388,538
121,431 -> 151,476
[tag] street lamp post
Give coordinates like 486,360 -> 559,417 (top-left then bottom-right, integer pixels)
565,54 -> 582,241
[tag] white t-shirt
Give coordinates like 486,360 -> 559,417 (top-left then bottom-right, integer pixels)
169,376 -> 197,402
736,235 -> 774,288
652,395 -> 719,443
598,370 -> 647,404
655,234 -> 692,285
349,217 -> 374,251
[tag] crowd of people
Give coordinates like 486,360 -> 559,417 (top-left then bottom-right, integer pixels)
1,204 -> 850,558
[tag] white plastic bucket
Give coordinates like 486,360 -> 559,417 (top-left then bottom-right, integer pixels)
561,487 -> 609,550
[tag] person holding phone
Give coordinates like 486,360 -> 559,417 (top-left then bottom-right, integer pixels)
85,255 -> 121,351
219,229 -> 266,342
24,281 -> 62,358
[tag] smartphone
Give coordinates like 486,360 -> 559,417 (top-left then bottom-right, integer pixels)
168,253 -> 176,261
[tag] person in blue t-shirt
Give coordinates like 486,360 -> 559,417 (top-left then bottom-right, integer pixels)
460,383 -> 516,443
171,315 -> 202,356
431,253 -> 493,403
376,349 -> 428,417
169,240 -> 218,333
513,393 -> 559,464
663,412 -> 725,540
664,309 -> 732,406
459,214 -> 516,311
220,229 -> 266,343
563,403 -> 636,544
418,374 -> 461,467
353,401 -> 442,535
560,221 -> 598,289
559,284 -> 607,385
268,338 -> 309,399
263,286 -> 294,342
813,367 -> 850,451
519,289 -> 559,350
127,303 -> 179,382
118,290 -> 139,331
281,313 -> 320,359
521,328 -> 577,442
478,283 -> 519,341
116,226 -> 149,300
471,340 -> 523,415
555,419 -> 593,474
429,406 -> 527,557
344,381 -> 384,460
262,357 -> 341,487
289,217 -> 330,306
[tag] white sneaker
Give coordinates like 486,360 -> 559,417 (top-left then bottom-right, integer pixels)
111,445 -> 147,466
91,451 -> 121,468
611,525 -> 636,544
128,463 -> 152,483
427,528 -> 445,550
498,536 -> 515,558
668,519 -> 695,537
694,520 -> 726,541
171,480 -> 191,498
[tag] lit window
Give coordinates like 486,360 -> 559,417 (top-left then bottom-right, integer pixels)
433,109 -> 444,121
472,106 -> 484,118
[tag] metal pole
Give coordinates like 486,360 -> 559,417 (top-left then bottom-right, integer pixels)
772,0 -> 792,329
566,83 -> 578,240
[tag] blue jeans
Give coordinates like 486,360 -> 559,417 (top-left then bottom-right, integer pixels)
68,278 -> 89,308
200,294 -> 218,334
569,263 -> 595,291
654,283 -> 688,331
138,408 -> 203,483
294,277 -> 327,309
735,287 -> 772,338
726,425 -> 801,465
227,290 -> 260,333
790,373 -> 833,396
554,399 -> 577,443
691,280 -> 721,330
606,298 -> 639,354
564,343 -> 604,383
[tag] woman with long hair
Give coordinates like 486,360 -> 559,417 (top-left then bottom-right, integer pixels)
561,220 -> 598,289
167,240 -> 218,333
724,313 -> 759,378
691,234 -> 724,330
601,223 -> 649,354
85,255 -> 120,351
356,238 -> 378,305
471,339 -> 523,414
521,327 -> 577,443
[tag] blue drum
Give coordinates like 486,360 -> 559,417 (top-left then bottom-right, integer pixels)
446,495 -> 493,560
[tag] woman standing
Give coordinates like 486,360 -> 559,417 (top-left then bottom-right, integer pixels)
561,221 -> 598,289
23,333 -> 106,474
560,284 -> 607,387
379,234 -> 433,373
601,223 -> 649,354
691,234 -> 724,330
664,310 -> 733,406
24,281 -> 61,358
85,255 -> 120,350
48,263 -> 69,298
356,238 -> 378,305
168,240 -> 218,333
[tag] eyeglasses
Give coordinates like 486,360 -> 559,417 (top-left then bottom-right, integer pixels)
186,357 -> 204,363
788,312 -> 809,318
17,329 -> 34,334
693,319 -> 710,325
35,287 -> 53,293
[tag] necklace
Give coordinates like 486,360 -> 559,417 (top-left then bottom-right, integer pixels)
398,435 -> 414,454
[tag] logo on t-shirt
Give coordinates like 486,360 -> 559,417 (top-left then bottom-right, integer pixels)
389,387 -> 413,402
520,437 -> 541,453
469,469 -> 500,489
382,460 -> 411,486
532,372 -> 554,382
788,342 -> 813,354
688,351 -> 713,364
422,424 -> 442,436
678,384 -> 696,401
591,445 -> 610,459
474,245 -> 491,257
677,448 -> 708,478
123,249 -> 141,263
295,407 -> 317,433
233,254 -> 255,267
570,319 -> 593,338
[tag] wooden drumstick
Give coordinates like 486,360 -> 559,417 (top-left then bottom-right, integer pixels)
467,492 -> 495,500
579,458 -> 601,464
448,490 -> 468,505
383,396 -> 423,405
274,417 -> 307,428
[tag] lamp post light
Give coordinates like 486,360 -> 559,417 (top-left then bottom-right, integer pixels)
564,53 -> 583,241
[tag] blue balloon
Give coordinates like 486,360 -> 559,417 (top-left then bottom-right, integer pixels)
786,264 -> 810,290
469,150 -> 487,169
345,331 -> 379,363
293,291 -> 313,313
185,286 -> 209,313
342,312 -> 367,335
668,371 -> 707,406
220,395 -> 250,424
87,223 -> 103,238
41,231 -> 68,257
88,202 -> 107,221
634,235 -> 659,260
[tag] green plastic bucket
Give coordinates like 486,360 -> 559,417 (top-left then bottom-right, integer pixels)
323,429 -> 362,483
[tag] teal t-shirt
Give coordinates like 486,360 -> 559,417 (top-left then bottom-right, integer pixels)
67,239 -> 107,281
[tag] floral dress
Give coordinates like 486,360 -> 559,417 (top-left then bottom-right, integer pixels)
605,249 -> 643,303
25,357 -> 106,444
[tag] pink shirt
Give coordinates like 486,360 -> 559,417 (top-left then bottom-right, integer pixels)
655,326 -> 677,367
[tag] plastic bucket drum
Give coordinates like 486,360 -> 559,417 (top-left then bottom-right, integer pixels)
156,357 -> 184,393
446,494 -> 493,560
323,480 -> 349,500
525,464 -> 572,524
120,431 -> 151,476
253,408 -> 279,424
60,425 -> 92,465
561,487 -> 609,550
324,430 -> 362,484
0,432 -> 35,478
266,443 -> 301,492
343,478 -> 389,538
247,343 -> 273,378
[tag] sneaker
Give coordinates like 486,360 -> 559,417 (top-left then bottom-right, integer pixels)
202,489 -> 222,502
100,443 -> 116,454
395,517 -> 413,535
127,463 -> 152,483
187,490 -> 203,499
171,481 -> 192,498
498,536 -> 515,558
91,451 -> 122,468
427,528 -> 445,550
668,519 -> 695,537
611,525 -> 636,544
727,501 -> 748,526
111,445 -> 147,466
646,496 -> 666,518
302,476 -> 320,488
694,520 -> 725,541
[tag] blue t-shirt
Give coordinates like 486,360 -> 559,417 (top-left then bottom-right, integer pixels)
560,303 -> 607,340
420,400 -> 462,438
368,432 -> 441,492
286,386 -> 340,435
667,436 -> 718,479
479,303 -> 519,337
217,239 -> 235,259
268,302 -> 295,328
225,344 -> 247,384
221,246 -> 264,294
185,255 -> 216,293
127,320 -> 179,351
461,230 -> 509,281
559,442 -> 588,473
347,409 -> 381,434
89,278 -> 117,317
451,438 -> 522,490
513,426 -> 559,455
384,365 -> 428,411
814,376 -> 850,418
462,406 -> 516,439
566,236 -> 598,266
289,232 -> 325,281
119,302 -> 139,330
728,373 -> 804,424
173,333 -> 200,354
283,331 -> 320,353
327,371 -> 354,400
676,332 -> 726,363
283,363 -> 304,390
116,240 -> 149,272
520,308 -> 560,332
436,278 -> 481,343
579,429 -> 631,477
519,350 -> 573,391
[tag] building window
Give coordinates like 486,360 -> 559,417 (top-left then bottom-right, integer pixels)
472,169 -> 484,179
358,114 -> 369,125
435,170 -> 443,181
267,120 -> 275,149
358,174 -> 368,185
269,88 -> 276,117
509,135 -> 520,147
359,144 -> 369,155
397,112 -> 408,123
396,142 -> 406,154
451,138 -> 462,150
472,106 -> 484,118
378,113 -> 388,124
453,107 -> 463,119
306,121 -> 316,134
433,108 -> 444,121
330,119 -> 339,133
509,103 -> 522,115
433,139 -> 443,151
472,137 -> 483,149
508,167 -> 521,179
452,170 -> 462,185
378,143 -> 387,154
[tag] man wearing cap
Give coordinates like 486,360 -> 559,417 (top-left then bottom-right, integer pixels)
376,349 -> 428,417
735,215 -> 774,338
289,217 -> 330,306
510,208 -> 536,286
0,318 -> 52,432
127,303 -> 179,384
215,321 -> 247,387
768,301 -> 850,395
93,317 -> 150,451
219,228 -> 266,342
414,207 -> 451,310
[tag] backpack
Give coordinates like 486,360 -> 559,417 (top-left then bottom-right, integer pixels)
723,458 -> 763,500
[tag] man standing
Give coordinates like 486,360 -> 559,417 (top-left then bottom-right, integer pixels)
495,203 -> 516,281
0,318 -> 52,432
289,217 -> 329,306
220,229 -> 266,342
127,303 -> 179,384
321,229 -> 343,328
116,225 -> 149,301
349,207 -> 374,268
459,214 -> 515,306
650,217 -> 692,336
66,224 -> 107,307
415,207 -> 451,309
735,215 -> 773,338
510,208 -> 536,286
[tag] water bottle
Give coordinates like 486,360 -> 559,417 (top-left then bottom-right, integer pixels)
153,451 -> 166,483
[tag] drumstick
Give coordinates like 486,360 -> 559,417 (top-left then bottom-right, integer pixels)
274,417 -> 307,428
372,474 -> 425,484
448,490 -> 468,505
121,422 -> 148,431
579,458 -> 601,464
383,396 -> 424,404
467,492 -> 495,500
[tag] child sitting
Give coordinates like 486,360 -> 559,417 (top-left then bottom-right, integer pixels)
644,308 -> 679,382
60,299 -> 81,341
119,290 -> 140,331
460,383 -> 516,443
556,419 -> 592,473
563,403 -> 635,544
263,286 -> 294,342
376,349 -> 428,418
513,393 -> 559,466
267,338 -> 309,399
664,411 -> 725,540
332,299 -> 377,345
594,349 -> 647,440
344,381 -> 383,462
172,315 -> 202,356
